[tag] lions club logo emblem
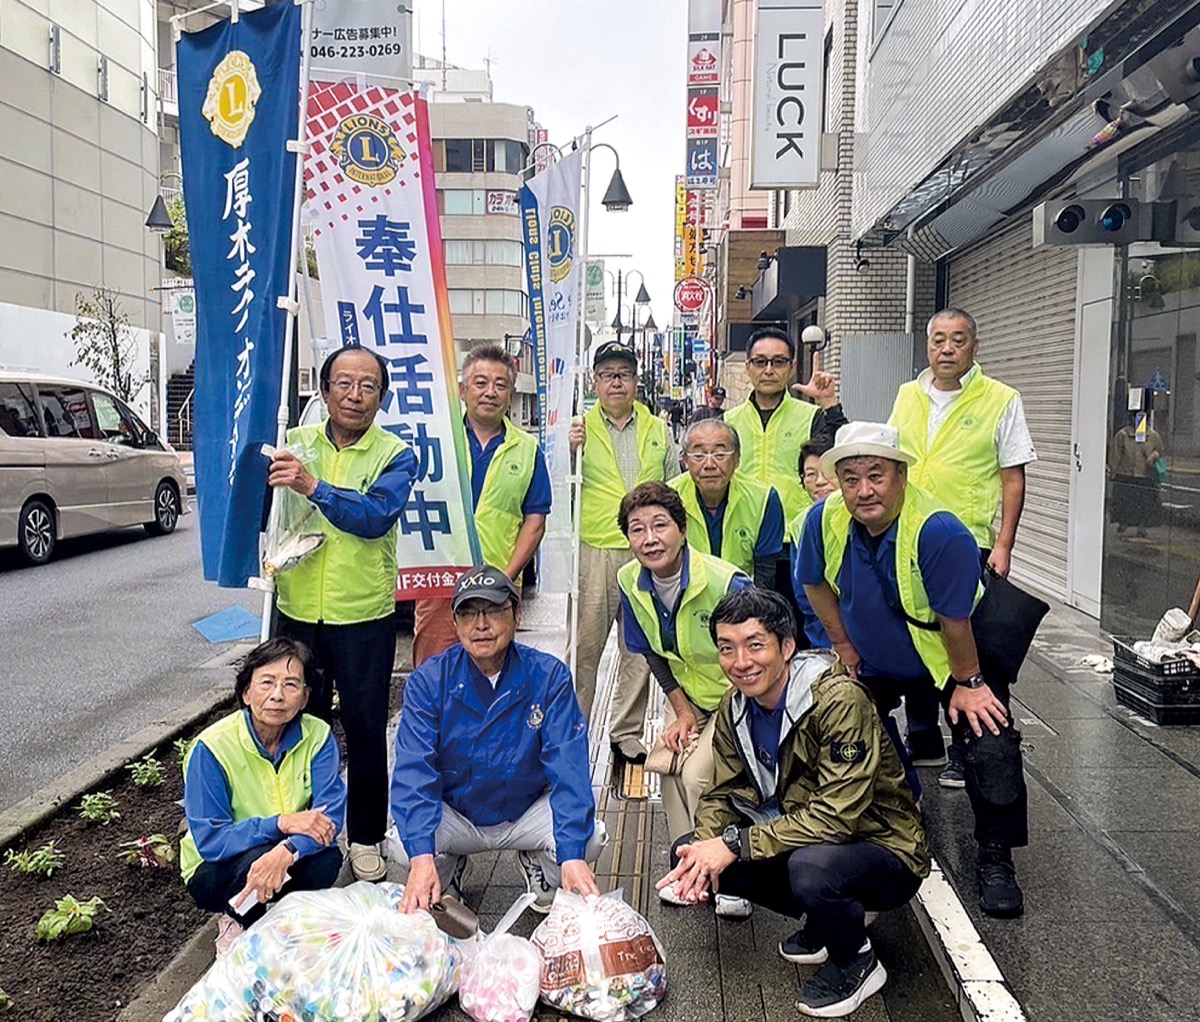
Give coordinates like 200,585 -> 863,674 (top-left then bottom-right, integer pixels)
202,51 -> 261,148
547,206 -> 575,284
527,704 -> 545,729
330,114 -> 405,187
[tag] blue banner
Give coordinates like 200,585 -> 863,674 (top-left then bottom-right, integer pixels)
178,3 -> 301,587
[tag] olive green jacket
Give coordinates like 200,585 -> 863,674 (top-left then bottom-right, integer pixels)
693,654 -> 931,879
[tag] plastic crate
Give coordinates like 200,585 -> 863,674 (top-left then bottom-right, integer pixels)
1113,676 -> 1200,725
1111,637 -> 1200,688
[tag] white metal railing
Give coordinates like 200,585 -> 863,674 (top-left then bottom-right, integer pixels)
176,387 -> 194,447
159,67 -> 177,109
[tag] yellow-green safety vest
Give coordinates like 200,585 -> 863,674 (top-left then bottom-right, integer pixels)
580,403 -> 671,549
787,503 -> 813,546
669,470 -> 774,576
819,486 -> 980,688
469,416 -> 539,570
180,710 -> 330,883
889,366 -> 1015,549
276,422 -> 408,625
617,547 -> 743,711
725,394 -> 818,520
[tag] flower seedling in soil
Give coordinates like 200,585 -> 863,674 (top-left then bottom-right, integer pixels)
36,895 -> 107,941
0,986 -> 9,1011
126,754 -> 165,789
173,737 -> 195,766
77,791 -> 121,826
118,835 -> 175,870
4,841 -> 64,878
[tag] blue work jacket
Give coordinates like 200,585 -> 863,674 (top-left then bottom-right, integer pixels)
391,641 -> 594,863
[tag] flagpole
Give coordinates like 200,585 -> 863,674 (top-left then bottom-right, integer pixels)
567,128 -> 592,681
260,0 -> 316,642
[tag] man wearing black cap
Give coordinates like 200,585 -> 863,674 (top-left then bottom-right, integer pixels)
390,566 -> 605,913
690,386 -> 727,422
568,341 -> 680,764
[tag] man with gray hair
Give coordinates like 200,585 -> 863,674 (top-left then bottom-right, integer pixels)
670,418 -> 785,586
888,308 -> 1036,788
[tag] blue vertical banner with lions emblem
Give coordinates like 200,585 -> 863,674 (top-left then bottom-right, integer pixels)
520,150 -> 582,592
177,2 -> 301,587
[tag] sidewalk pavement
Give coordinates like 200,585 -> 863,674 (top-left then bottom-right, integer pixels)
917,598 -> 1200,1021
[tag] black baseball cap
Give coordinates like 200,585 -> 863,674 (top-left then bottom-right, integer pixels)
593,341 -> 638,369
451,565 -> 520,612
712,386 -> 726,398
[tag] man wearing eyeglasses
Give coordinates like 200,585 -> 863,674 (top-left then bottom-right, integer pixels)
268,346 -> 417,883
670,419 -> 785,586
568,341 -> 680,765
391,566 -> 604,914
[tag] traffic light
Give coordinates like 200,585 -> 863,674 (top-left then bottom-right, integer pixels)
1032,199 -> 1175,247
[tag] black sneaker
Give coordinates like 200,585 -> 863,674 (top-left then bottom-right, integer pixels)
779,928 -> 828,964
795,946 -> 887,1017
517,850 -> 557,913
977,846 -> 1024,918
939,744 -> 966,788
610,739 -> 647,765
904,732 -> 947,768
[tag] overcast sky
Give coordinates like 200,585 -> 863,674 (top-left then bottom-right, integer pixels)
414,1 -> 687,333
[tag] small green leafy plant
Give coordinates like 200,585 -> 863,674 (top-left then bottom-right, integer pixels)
118,834 -> 175,870
5,841 -> 64,878
36,895 -> 107,941
0,986 -> 10,1011
77,791 -> 121,826
125,754 -> 165,788
173,737 -> 195,765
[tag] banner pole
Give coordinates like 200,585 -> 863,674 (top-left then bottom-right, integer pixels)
260,0 -> 316,642
567,128 -> 592,681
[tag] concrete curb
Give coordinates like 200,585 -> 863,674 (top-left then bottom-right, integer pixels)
909,856 -> 1027,1022
0,683 -> 233,851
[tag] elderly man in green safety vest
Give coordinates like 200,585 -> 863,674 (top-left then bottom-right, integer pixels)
569,341 -> 679,765
888,308 -> 1037,789
412,342 -> 552,667
268,346 -> 417,883
670,418 -> 785,586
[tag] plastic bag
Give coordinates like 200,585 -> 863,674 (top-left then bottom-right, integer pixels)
261,441 -> 325,577
164,881 -> 469,1022
459,892 -> 540,1022
530,890 -> 667,1021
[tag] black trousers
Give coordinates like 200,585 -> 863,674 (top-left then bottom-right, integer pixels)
187,843 -> 343,924
673,835 -> 921,965
863,672 -> 1028,850
277,611 -> 396,844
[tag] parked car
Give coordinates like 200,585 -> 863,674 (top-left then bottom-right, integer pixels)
0,370 -> 190,565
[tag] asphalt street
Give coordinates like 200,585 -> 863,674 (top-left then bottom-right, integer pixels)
0,504 -> 261,813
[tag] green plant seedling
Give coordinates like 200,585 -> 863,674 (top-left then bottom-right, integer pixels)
36,895 -> 107,941
4,841 -> 65,878
125,754 -> 165,789
173,737 -> 195,765
118,834 -> 176,870
77,791 -> 121,826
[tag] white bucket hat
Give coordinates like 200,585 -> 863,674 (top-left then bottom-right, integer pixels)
820,422 -> 917,480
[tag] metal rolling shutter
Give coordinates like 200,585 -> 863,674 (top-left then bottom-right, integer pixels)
948,216 -> 1076,600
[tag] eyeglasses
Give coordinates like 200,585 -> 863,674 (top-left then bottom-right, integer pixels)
747,356 -> 793,370
331,378 -> 381,397
596,370 -> 636,383
686,449 -> 734,463
453,602 -> 513,622
627,519 -> 678,540
252,676 -> 305,695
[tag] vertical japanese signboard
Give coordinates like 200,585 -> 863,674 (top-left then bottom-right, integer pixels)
585,260 -> 606,324
686,0 -> 721,191
304,84 -> 479,597
177,2 -> 300,587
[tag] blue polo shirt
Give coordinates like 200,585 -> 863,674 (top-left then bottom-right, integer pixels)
796,498 -> 980,681
699,488 -> 786,562
466,418 -> 552,514
748,682 -> 789,773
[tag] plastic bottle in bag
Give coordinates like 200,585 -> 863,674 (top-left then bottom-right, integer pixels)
458,892 -> 541,1022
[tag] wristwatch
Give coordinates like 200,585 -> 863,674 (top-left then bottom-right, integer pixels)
956,672 -> 987,689
721,824 -> 742,858
282,838 -> 300,861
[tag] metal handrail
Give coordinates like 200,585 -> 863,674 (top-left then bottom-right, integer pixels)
176,387 -> 194,447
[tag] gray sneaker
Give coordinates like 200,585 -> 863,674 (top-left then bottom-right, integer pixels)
445,855 -> 472,902
939,745 -> 966,789
517,850 -> 557,913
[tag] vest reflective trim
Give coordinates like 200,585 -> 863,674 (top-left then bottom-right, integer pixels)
617,548 -> 739,711
179,711 -> 329,883
470,417 -> 538,569
725,395 -> 818,520
580,403 -> 670,548
890,368 -> 1015,548
275,422 -> 407,624
670,471 -> 772,575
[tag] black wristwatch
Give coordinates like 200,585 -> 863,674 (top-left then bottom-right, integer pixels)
721,824 -> 742,858
956,672 -> 987,689
282,838 -> 299,860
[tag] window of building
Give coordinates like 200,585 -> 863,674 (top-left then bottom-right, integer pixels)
486,240 -> 524,266
492,139 -> 528,175
449,289 -> 527,317
443,138 -> 476,173
443,189 -> 487,215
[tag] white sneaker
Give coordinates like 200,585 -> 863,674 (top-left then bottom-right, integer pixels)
714,894 -> 753,919
657,880 -> 692,905
214,915 -> 244,958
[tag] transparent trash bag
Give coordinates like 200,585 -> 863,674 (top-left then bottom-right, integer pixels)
261,442 -> 325,578
458,892 -> 540,1022
530,890 -> 668,1021
164,881 -> 470,1022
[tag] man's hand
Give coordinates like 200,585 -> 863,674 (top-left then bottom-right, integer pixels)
833,640 -> 862,678
236,843 -> 293,909
656,837 -> 736,903
569,417 -> 586,454
561,859 -> 601,898
948,682 -> 1008,737
268,450 -> 318,497
986,545 -> 1012,578
399,854 -> 441,913
791,352 -> 839,409
661,706 -> 699,754
278,807 -> 336,846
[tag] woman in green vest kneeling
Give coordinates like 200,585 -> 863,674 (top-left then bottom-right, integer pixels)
615,482 -> 754,917
180,637 -> 347,956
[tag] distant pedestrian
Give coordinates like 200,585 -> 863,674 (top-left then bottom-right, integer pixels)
690,385 -> 727,422
1108,414 -> 1164,536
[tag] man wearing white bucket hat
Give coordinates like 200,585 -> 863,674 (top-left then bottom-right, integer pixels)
795,422 -> 1029,919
